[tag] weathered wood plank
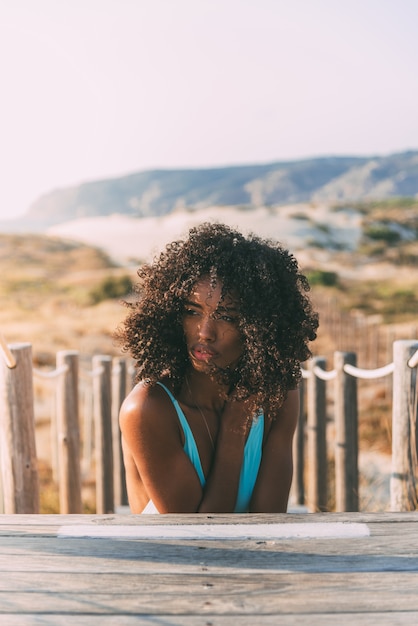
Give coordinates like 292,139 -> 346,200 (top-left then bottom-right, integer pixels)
1,514 -> 418,622
0,571 -> 417,596
1,573 -> 418,614
1,614 -> 418,626
0,511 -> 417,530
1,527 -> 418,572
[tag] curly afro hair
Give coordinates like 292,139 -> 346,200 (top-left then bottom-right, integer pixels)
115,222 -> 318,412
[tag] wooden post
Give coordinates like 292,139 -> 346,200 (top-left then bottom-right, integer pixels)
56,350 -> 82,513
49,388 -> 59,484
293,379 -> 305,506
112,357 -> 128,509
307,357 -> 328,511
93,355 -> 114,514
81,384 -> 94,479
0,343 -> 39,513
334,351 -> 359,512
390,339 -> 418,511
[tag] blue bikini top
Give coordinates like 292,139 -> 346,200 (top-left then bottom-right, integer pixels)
156,382 -> 264,513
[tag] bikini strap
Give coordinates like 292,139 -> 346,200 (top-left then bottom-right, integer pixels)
155,382 -> 206,486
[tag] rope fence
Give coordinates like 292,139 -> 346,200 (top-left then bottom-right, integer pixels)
0,343 -> 131,514
294,340 -> 418,514
1,338 -> 418,515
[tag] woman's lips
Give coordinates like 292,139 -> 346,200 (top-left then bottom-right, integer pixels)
191,345 -> 218,362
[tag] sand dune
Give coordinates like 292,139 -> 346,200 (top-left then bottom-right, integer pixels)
48,204 -> 362,266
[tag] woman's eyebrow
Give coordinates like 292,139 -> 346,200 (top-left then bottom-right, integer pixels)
184,298 -> 202,308
184,299 -> 238,313
216,303 -> 239,313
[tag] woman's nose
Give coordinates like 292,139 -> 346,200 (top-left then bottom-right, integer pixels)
198,315 -> 216,341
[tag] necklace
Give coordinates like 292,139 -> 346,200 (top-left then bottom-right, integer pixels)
185,376 -> 215,451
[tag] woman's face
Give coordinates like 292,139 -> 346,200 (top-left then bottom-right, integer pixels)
182,276 -> 243,373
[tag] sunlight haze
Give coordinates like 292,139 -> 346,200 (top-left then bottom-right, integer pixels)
1,0 -> 417,220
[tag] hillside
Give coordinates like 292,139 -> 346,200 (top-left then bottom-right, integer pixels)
0,233 -> 136,360
1,150 -> 417,232
48,196 -> 418,326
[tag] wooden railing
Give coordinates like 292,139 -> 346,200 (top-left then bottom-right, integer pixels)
0,343 -> 131,514
1,339 -> 417,514
294,340 -> 418,513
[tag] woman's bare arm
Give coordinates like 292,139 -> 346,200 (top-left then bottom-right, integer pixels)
120,383 -> 251,513
120,383 -> 204,513
249,388 -> 299,512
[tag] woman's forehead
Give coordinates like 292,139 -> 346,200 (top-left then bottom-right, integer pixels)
189,276 -> 238,308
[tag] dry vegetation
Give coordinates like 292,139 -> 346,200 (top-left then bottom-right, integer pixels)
305,200 -> 418,454
0,233 -> 136,362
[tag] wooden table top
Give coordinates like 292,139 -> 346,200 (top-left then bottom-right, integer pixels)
1,512 -> 418,625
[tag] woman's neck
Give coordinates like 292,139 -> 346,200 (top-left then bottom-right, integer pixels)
182,369 -> 227,415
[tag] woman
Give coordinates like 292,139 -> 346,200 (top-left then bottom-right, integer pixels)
116,222 -> 318,513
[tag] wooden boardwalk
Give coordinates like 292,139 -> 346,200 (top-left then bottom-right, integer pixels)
1,512 -> 418,624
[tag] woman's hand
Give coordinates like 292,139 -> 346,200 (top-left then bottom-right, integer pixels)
196,396 -> 254,513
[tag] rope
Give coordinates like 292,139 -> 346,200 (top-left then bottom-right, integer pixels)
33,364 -> 69,379
408,349 -> 418,369
313,365 -> 337,381
301,360 -> 397,381
89,366 -> 105,377
80,366 -> 105,380
343,362 -> 395,379
0,333 -> 16,369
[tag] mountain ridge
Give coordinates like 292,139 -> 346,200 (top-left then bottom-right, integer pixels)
1,150 -> 417,233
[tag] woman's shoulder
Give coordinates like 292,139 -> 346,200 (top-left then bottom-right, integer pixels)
265,388 -> 299,431
119,379 -> 177,429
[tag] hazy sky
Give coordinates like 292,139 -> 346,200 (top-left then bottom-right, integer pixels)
1,0 -> 417,220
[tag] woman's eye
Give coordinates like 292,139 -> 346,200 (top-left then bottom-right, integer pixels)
217,313 -> 238,323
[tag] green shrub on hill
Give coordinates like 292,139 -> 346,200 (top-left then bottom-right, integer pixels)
364,224 -> 401,244
306,269 -> 339,287
89,275 -> 133,304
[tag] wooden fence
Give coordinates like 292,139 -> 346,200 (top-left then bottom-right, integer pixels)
0,342 -> 131,514
0,339 -> 418,514
294,339 -> 418,513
